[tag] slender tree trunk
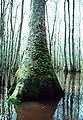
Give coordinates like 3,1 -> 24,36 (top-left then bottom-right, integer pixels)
6,15 -> 9,70
46,2 -> 57,57
67,0 -> 72,70
12,0 -> 24,70
54,37 -> 56,69
0,0 -> 5,84
71,0 -> 76,71
10,0 -> 14,65
9,0 -> 64,102
0,0 -> 3,76
57,20 -> 61,70
78,0 -> 81,72
64,0 -> 68,72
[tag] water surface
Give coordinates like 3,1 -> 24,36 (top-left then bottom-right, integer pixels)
0,72 -> 83,120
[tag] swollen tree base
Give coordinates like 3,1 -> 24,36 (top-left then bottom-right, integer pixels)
9,78 -> 64,102
9,45 -> 64,102
9,0 -> 64,103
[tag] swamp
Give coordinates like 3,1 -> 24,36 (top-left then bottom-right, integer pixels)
0,0 -> 83,119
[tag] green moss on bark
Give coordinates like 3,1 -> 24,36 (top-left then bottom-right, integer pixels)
16,64 -> 28,80
9,0 -> 64,102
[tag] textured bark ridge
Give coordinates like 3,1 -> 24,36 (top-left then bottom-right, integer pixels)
9,0 -> 64,102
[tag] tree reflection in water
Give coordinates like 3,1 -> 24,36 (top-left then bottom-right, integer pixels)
53,73 -> 83,120
0,72 -> 83,120
0,73 -> 17,120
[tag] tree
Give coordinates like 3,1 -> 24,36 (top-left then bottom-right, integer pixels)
9,0 -> 64,102
64,0 -> 68,72
12,0 -> 24,70
78,0 -> 81,72
67,0 -> 73,71
71,0 -> 76,71
0,0 -> 5,80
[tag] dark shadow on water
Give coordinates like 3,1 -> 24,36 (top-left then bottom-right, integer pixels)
15,101 -> 58,120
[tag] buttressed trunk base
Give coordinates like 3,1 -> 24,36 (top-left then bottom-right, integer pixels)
9,0 -> 64,102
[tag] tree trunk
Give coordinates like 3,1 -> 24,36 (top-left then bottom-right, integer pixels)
9,0 -> 64,102
78,0 -> 81,72
71,0 -> 76,71
64,0 -> 68,72
12,0 -> 24,70
67,0 -> 73,70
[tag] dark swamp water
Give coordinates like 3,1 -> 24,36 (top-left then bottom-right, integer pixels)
0,72 -> 83,120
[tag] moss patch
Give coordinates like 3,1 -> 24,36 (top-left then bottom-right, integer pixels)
16,64 -> 28,80
8,96 -> 21,104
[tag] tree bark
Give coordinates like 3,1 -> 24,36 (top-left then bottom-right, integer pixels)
78,0 -> 81,72
71,0 -> 76,71
9,0 -> 64,102
67,0 -> 73,70
64,0 -> 68,72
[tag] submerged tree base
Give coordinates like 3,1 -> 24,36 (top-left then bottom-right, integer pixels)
64,65 -> 81,73
63,68 -> 68,73
68,68 -> 81,73
9,0 -> 64,103
9,77 -> 64,103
